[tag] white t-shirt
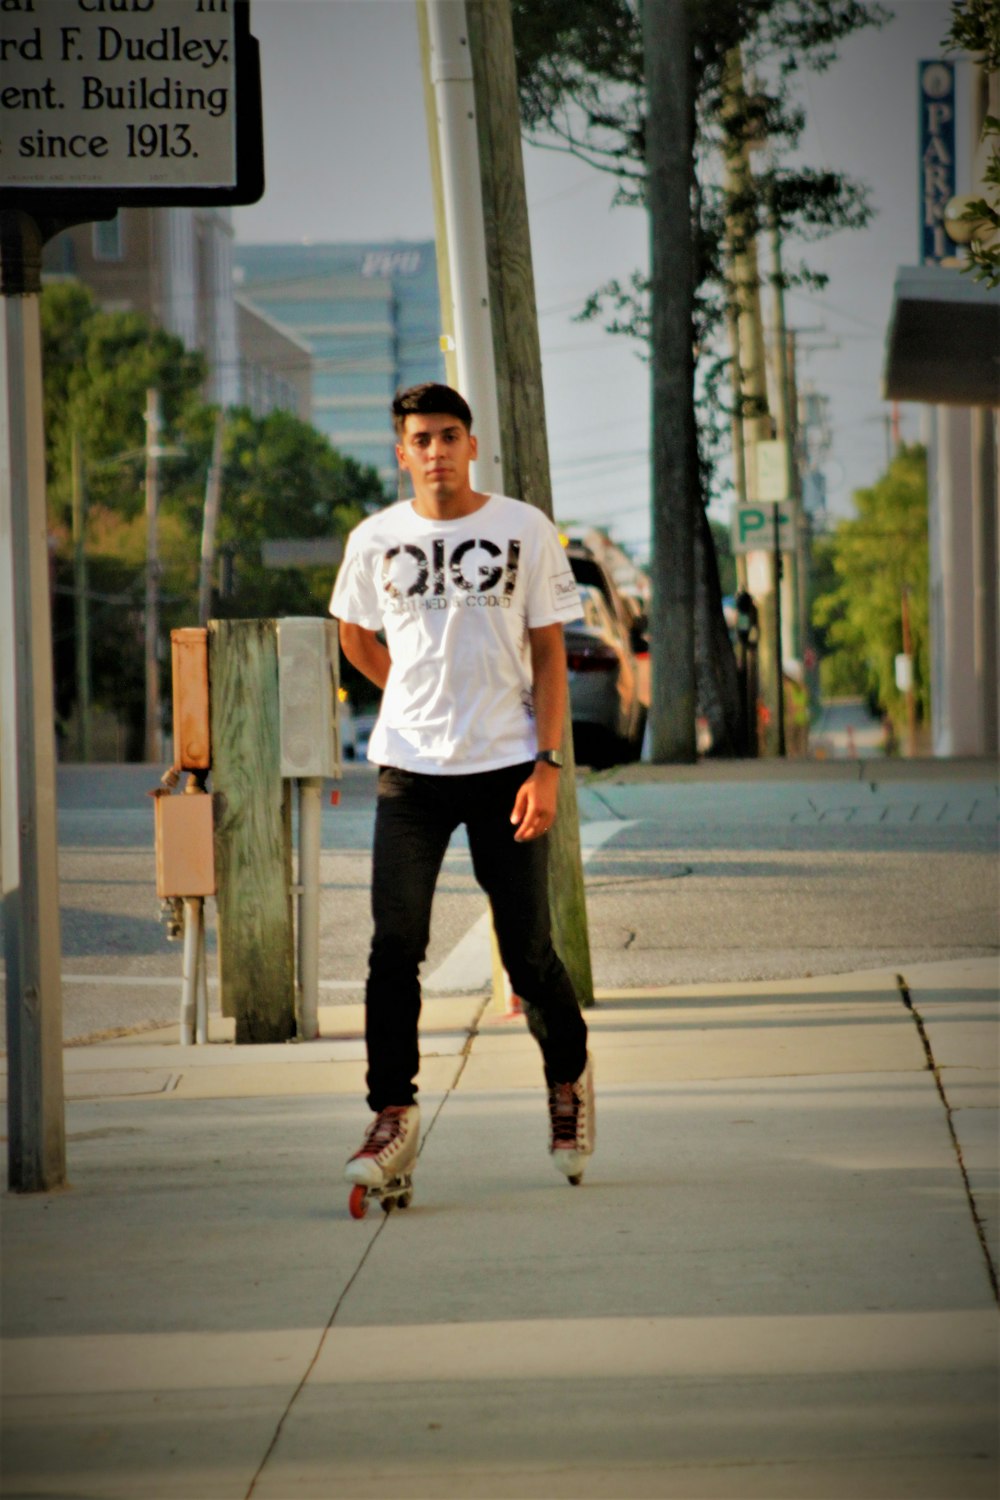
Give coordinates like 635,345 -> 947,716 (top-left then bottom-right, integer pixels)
330,494 -> 582,774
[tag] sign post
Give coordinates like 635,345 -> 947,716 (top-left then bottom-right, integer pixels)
918,60 -> 956,265
730,501 -> 796,554
0,0 -> 263,1191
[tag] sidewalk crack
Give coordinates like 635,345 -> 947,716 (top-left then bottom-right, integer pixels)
244,993 -> 491,1499
896,972 -> 998,1304
585,786 -> 626,820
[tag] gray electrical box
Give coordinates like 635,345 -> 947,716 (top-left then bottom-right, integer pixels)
277,617 -> 341,779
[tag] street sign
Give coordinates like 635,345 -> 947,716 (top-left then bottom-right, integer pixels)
0,0 -> 263,209
919,60 -> 956,264
731,502 -> 796,554
261,539 -> 344,569
750,439 -> 789,503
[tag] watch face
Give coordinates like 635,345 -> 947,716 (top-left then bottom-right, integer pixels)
537,750 -> 564,768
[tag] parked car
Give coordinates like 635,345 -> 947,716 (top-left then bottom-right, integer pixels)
341,704 -> 378,761
564,542 -> 647,766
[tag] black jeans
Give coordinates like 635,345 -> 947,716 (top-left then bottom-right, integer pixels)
365,762 -> 588,1111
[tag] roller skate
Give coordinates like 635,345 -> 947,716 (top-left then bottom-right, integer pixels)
548,1055 -> 595,1186
345,1104 -> 420,1219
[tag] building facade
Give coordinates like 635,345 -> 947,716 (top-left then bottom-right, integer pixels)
43,207 -> 242,409
43,209 -> 312,423
235,297 -> 313,422
883,58 -> 999,757
232,241 -> 445,487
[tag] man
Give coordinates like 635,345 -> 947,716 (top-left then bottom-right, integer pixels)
330,382 -> 594,1205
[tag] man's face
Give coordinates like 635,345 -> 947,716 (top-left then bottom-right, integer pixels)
397,412 -> 477,500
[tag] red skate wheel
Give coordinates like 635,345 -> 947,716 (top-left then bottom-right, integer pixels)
348,1184 -> 368,1220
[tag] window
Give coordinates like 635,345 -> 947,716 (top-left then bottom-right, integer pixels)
92,214 -> 123,262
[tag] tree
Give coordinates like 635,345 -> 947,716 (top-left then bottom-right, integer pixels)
510,0 -> 887,754
42,282 -> 208,757
211,406 -> 380,623
944,0 -> 1000,288
41,282 -> 386,755
709,519 -> 738,597
812,445 -> 929,727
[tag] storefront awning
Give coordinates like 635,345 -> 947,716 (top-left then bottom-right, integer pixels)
883,263 -> 1000,406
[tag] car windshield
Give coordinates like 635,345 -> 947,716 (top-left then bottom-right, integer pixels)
569,555 -> 614,615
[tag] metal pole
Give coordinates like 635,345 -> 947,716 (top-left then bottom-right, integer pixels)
425,0 -> 503,493
180,897 -> 199,1045
0,210 -> 67,1192
144,388 -> 162,763
773,502 -> 786,757
901,583 -> 918,757
196,903 -> 209,1046
297,777 -> 322,1041
71,429 -> 92,762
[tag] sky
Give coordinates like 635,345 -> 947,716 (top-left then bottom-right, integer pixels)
234,0 -> 964,562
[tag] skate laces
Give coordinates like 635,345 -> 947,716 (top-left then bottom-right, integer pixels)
549,1082 -> 581,1146
358,1106 -> 410,1158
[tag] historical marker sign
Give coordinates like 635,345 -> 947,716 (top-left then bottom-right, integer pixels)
0,0 -> 262,208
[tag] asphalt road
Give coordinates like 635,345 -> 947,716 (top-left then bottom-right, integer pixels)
2,756 -> 996,1042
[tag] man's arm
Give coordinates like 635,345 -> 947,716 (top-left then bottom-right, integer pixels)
511,622 -> 568,843
339,621 -> 391,690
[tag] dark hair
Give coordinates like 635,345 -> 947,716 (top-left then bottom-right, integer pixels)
391,382 -> 473,437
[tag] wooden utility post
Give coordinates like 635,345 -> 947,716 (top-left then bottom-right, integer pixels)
644,0 -> 697,763
209,619 -> 295,1042
784,329 -> 812,668
723,48 -> 779,755
464,0 -> 594,1003
769,212 -> 807,663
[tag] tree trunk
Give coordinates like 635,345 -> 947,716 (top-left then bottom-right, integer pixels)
694,504 -> 742,756
644,0 -> 697,763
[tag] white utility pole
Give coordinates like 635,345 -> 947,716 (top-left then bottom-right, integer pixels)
425,0 -> 503,494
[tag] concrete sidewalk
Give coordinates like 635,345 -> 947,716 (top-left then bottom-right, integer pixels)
2,955 -> 997,1499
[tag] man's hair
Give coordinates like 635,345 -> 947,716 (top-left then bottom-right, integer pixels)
391,382 -> 473,437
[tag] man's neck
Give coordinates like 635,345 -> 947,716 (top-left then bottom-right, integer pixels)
411,488 -> 491,522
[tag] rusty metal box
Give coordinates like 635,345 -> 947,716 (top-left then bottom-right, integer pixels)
171,627 -> 211,771
154,791 -> 216,898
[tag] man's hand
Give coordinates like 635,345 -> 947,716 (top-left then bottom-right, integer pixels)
511,763 -> 560,842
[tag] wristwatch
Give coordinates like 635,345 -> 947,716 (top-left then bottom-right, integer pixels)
535,749 -> 564,769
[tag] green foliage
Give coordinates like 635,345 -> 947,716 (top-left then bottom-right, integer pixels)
41,280 -> 206,524
212,406 -> 378,620
41,280 -> 385,755
511,0 -> 888,504
811,445 -> 929,724
944,4 -> 1000,287
944,0 -> 1000,68
42,281 -> 209,752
